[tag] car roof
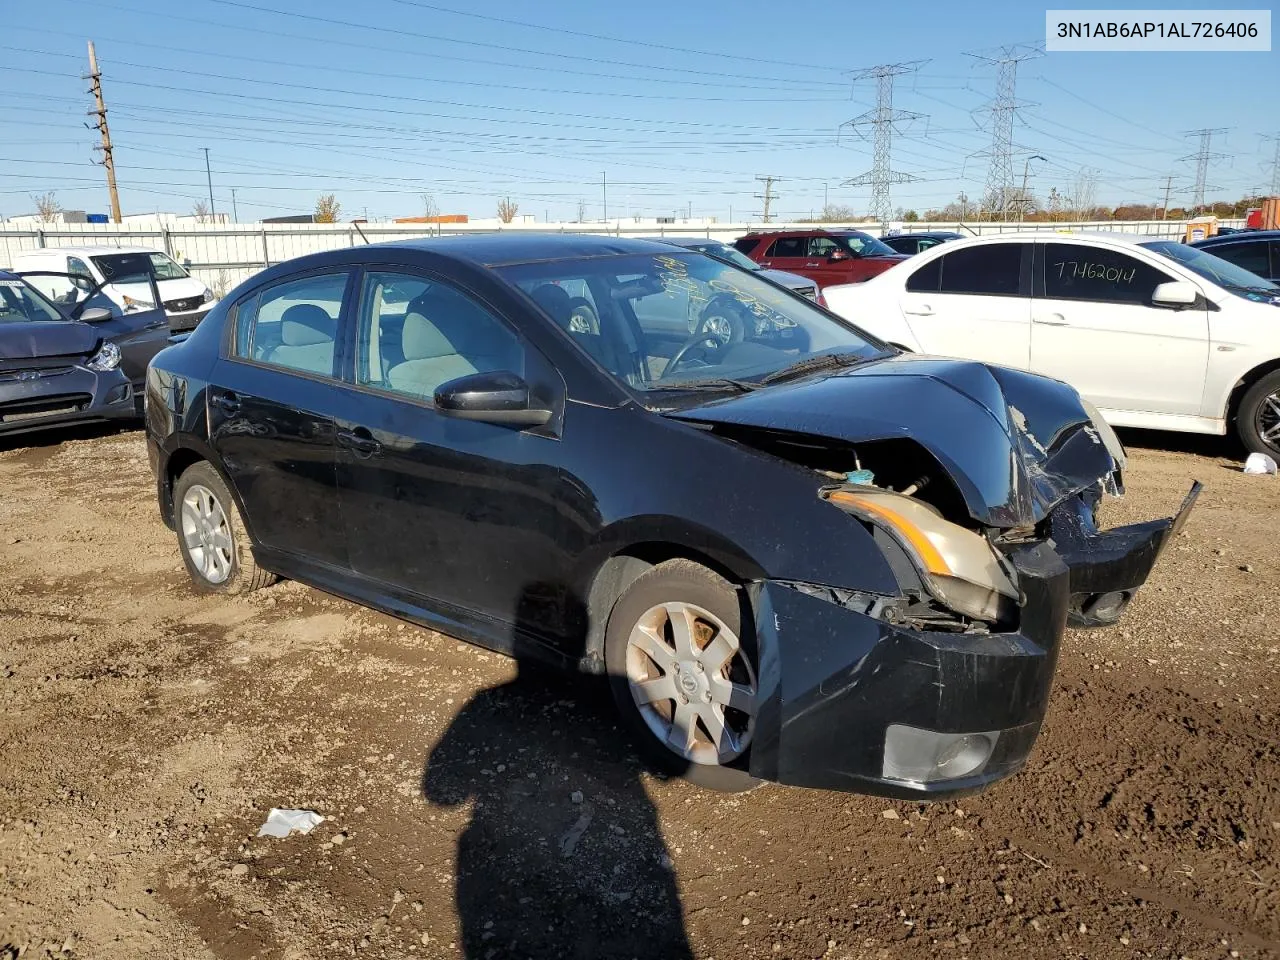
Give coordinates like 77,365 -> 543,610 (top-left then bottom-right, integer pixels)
647,236 -> 726,248
740,228 -> 871,238
1194,230 -> 1280,245
380,232 -> 682,266
928,230 -> 1172,246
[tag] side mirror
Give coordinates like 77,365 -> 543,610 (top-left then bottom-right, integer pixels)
78,306 -> 115,322
829,249 -> 850,262
1152,280 -> 1198,308
433,371 -> 551,427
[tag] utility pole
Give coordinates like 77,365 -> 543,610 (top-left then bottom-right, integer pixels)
1158,175 -> 1178,219
85,41 -> 122,224
840,61 -> 926,225
1181,128 -> 1229,213
602,171 -> 607,224
967,43 -> 1042,220
1262,134 -> 1280,195
231,187 -> 239,223
687,200 -> 692,220
202,147 -> 216,219
754,175 -> 779,223
1017,154 -> 1045,222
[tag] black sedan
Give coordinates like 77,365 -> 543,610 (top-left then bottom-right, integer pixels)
144,235 -> 1194,798
879,231 -> 965,255
1191,229 -> 1279,283
0,270 -> 168,436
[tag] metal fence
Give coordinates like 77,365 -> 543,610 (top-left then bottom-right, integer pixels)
0,218 -> 1243,297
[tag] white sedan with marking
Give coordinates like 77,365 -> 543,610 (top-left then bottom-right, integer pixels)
824,232 -> 1280,457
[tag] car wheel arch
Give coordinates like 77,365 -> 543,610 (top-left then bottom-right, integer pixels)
580,539 -> 760,671
1226,357 -> 1280,423
161,444 -> 258,544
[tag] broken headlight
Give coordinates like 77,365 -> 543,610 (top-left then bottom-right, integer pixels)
86,341 -> 121,372
825,488 -> 1018,623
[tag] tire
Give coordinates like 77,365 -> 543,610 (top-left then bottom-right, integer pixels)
173,461 -> 276,595
696,296 -> 746,345
604,559 -> 761,792
1236,370 -> 1280,459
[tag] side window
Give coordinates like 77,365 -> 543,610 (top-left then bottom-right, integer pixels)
807,237 -> 840,258
916,238 -> 941,252
938,243 -> 1024,296
765,237 -> 806,258
1204,241 -> 1271,278
732,238 -> 757,255
233,272 -> 348,377
67,257 -> 93,279
905,255 -> 942,293
358,271 -> 523,402
1043,243 -> 1171,305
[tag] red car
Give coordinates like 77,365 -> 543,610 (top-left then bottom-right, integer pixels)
734,230 -> 908,288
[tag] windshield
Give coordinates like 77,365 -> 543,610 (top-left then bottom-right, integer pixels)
92,251 -> 190,282
679,242 -> 763,272
842,232 -> 900,257
500,252 -> 885,395
0,278 -> 65,323
1141,240 -> 1279,297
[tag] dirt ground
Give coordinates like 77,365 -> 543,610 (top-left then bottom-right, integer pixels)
1,424 -> 1277,960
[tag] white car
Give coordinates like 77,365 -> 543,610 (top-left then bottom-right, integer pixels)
10,246 -> 218,332
824,232 -> 1280,457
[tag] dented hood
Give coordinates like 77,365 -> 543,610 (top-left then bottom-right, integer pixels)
667,355 -> 1120,529
0,321 -> 98,361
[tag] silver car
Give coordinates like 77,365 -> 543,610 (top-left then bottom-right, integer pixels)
649,238 -> 821,302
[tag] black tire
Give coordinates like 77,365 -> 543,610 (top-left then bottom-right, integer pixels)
1236,370 -> 1280,459
604,559 -> 761,793
173,461 -> 276,595
696,296 -> 746,345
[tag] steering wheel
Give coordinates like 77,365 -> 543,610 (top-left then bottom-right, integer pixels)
661,332 -> 724,379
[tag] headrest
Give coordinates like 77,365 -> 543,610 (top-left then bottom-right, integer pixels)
279,304 -> 336,346
530,284 -> 573,324
402,311 -> 457,361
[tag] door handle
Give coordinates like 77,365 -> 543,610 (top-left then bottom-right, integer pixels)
903,304 -> 934,316
804,261 -> 820,268
212,391 -> 241,415
337,427 -> 383,459
1033,314 -> 1070,327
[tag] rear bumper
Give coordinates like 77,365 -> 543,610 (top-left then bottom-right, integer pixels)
748,487 -> 1196,798
0,367 -> 136,437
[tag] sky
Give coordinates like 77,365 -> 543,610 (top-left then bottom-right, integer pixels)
1,0 -> 1277,222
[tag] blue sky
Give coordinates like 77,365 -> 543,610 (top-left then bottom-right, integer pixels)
1,0 -> 1276,221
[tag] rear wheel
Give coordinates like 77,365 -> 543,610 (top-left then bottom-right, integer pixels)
173,462 -> 276,595
605,560 -> 760,792
1236,370 -> 1280,459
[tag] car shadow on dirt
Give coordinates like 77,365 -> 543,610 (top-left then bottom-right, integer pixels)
419,584 -> 694,960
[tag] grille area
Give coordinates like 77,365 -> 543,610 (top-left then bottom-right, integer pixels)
0,393 -> 92,423
0,366 -> 74,384
163,295 -> 205,313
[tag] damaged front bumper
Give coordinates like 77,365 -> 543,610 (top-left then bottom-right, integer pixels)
748,484 -> 1199,799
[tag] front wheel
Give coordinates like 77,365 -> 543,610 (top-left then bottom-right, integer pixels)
605,560 -> 761,792
173,461 -> 277,595
1236,370 -> 1280,459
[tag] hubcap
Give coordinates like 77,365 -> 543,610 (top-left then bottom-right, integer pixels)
180,484 -> 233,584
1257,391 -> 1280,452
625,601 -> 757,766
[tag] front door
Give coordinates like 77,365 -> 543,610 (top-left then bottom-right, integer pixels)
209,270 -> 353,566
333,269 -> 574,637
897,242 -> 1033,369
1029,242 -> 1208,416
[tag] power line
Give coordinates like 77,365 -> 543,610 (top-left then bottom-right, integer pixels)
85,40 -> 121,223
840,62 -> 927,223
1181,127 -> 1229,212
967,42 -> 1042,218
1262,134 -> 1280,195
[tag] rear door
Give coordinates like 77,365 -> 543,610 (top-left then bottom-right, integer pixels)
209,270 -> 354,566
1029,241 -> 1208,415
757,236 -> 810,278
896,242 -> 1033,368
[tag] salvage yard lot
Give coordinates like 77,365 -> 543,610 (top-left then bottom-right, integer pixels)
1,426 -> 1277,960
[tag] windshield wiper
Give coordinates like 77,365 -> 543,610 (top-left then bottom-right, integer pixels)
759,351 -> 867,386
654,377 -> 760,393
